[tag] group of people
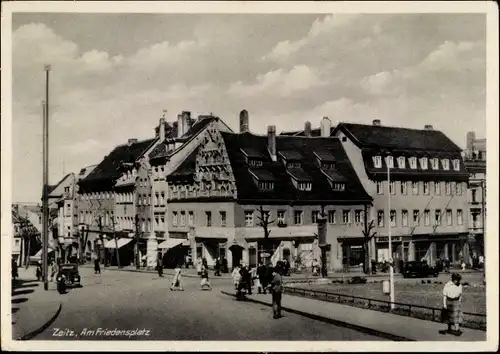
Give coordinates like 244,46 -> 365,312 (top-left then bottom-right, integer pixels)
168,257 -> 213,291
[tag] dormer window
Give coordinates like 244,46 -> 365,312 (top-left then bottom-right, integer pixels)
333,183 -> 345,191
420,157 -> 428,170
287,162 -> 301,169
452,159 -> 460,171
258,181 -> 274,191
385,156 -> 394,169
298,182 -> 312,191
321,162 -> 335,170
373,156 -> 382,168
248,159 -> 263,167
409,157 -> 417,169
397,156 -> 406,169
441,159 -> 450,170
250,169 -> 275,192
430,158 -> 439,170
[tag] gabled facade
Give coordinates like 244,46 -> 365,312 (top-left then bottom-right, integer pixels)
333,120 -> 470,267
166,117 -> 372,271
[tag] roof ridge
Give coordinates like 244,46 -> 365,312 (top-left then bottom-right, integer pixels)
340,121 -> 445,133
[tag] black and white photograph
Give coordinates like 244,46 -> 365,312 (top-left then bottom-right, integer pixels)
1,1 -> 498,351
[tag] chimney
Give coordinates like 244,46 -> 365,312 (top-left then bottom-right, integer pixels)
320,117 -> 332,137
268,125 -> 277,161
182,111 -> 191,135
424,125 -> 433,131
239,109 -> 249,133
304,121 -> 312,137
128,138 -> 138,146
177,114 -> 184,137
372,119 -> 381,126
159,118 -> 166,141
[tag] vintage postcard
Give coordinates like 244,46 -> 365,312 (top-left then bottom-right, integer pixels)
1,1 -> 498,352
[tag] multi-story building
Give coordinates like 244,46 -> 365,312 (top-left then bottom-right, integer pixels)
75,164 -> 97,262
463,131 -> 486,258
12,203 -> 46,265
147,111 -> 233,268
333,119 -> 470,266
77,134 -> 160,266
165,115 -> 372,271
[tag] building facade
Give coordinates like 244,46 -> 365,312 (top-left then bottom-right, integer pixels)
166,118 -> 372,271
333,120 -> 470,267
463,131 -> 486,258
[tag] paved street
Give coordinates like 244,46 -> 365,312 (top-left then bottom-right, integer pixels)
33,268 -> 384,341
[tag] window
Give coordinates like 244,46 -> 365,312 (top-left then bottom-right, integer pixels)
471,189 -> 477,203
244,210 -> 254,227
400,181 -> 407,195
333,183 -> 345,191
389,181 -> 395,195
402,210 -> 408,227
328,210 -> 336,224
249,159 -> 263,167
445,182 -> 452,196
160,193 -> 165,205
376,181 -> 384,195
412,182 -> 419,195
390,210 -> 396,227
160,215 -> 165,228
446,209 -> 452,226
434,181 -> 441,195
188,211 -> 194,226
434,209 -> 441,226
205,211 -> 212,227
386,156 -> 394,168
377,210 -> 384,228
342,210 -> 351,224
420,157 -> 428,170
441,159 -> 450,170
354,210 -> 362,224
277,210 -> 286,224
452,159 -> 460,171
172,212 -> 178,227
294,210 -> 303,225
431,158 -> 439,170
154,216 -> 159,228
409,157 -> 417,169
457,209 -> 463,225
180,211 -> 186,226
456,182 -> 462,196
373,156 -> 382,168
397,156 -> 406,169
423,182 -> 430,195
312,210 -> 320,224
288,162 -> 302,169
298,182 -> 312,191
424,210 -> 431,226
258,181 -> 274,191
219,211 -> 227,227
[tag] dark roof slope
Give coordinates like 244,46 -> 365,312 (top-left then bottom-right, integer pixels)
335,123 -> 462,152
167,147 -> 199,183
218,132 -> 371,203
280,127 -> 334,137
80,138 -> 156,186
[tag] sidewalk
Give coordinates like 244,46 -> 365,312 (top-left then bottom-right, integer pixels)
220,287 -> 486,342
11,268 -> 62,340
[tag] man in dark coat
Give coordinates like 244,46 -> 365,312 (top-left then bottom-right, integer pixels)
214,258 -> 221,276
157,252 -> 164,277
257,262 -> 268,294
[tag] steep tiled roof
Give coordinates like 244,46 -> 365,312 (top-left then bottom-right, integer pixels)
149,117 -> 217,161
335,123 -> 462,152
280,127 -> 334,137
220,132 -> 371,203
167,146 -> 199,183
80,138 -> 157,187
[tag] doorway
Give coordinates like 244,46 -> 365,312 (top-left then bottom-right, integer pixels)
230,246 -> 242,268
249,247 -> 257,268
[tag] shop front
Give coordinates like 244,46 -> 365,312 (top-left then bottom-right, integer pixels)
104,236 -> 135,267
159,233 -> 191,268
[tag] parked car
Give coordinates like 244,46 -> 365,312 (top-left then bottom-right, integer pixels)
402,261 -> 439,278
57,263 -> 81,287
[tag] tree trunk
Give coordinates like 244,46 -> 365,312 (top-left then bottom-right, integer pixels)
114,234 -> 121,268
26,236 -> 31,269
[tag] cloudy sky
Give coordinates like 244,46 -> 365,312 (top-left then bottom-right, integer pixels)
11,12 -> 486,203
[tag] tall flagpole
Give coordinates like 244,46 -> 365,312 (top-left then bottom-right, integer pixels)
43,64 -> 51,291
387,160 -> 395,309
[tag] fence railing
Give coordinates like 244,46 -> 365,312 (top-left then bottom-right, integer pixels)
284,286 -> 486,331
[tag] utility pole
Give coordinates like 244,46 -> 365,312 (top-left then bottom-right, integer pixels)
318,204 -> 328,278
135,214 -> 140,269
387,161 -> 395,310
112,216 -> 121,268
42,64 -> 51,291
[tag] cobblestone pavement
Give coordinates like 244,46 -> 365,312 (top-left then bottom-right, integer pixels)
34,267 -> 385,341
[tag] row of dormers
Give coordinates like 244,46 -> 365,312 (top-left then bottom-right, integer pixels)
372,155 -> 461,171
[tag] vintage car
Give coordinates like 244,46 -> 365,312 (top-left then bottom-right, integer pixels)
402,261 -> 439,278
57,263 -> 81,287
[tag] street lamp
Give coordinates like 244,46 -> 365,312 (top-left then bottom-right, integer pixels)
386,156 -> 395,310
42,64 -> 51,291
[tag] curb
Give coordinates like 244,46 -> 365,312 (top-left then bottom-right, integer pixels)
220,290 -> 413,342
18,302 -> 63,341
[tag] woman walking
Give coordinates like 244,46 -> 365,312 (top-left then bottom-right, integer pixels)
232,265 -> 241,290
200,265 -> 212,291
440,273 -> 464,336
170,264 -> 184,291
196,258 -> 203,276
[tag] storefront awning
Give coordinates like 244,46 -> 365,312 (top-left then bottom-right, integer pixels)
104,238 -> 133,249
228,238 -> 248,249
158,238 -> 188,249
30,247 -> 55,260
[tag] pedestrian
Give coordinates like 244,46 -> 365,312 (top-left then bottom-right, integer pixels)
268,262 -> 284,319
222,257 -> 228,273
12,257 -> 19,280
232,265 -> 241,290
444,258 -> 450,273
282,259 -> 290,276
50,260 -> 58,282
479,255 -> 484,269
214,258 -> 221,276
202,257 -> 208,269
257,261 -> 268,294
440,273 -> 464,336
170,264 -> 184,291
196,258 -> 203,276
244,265 -> 253,295
312,259 -> 319,276
94,258 -> 101,274
460,259 -> 466,271
36,261 -> 42,281
200,265 -> 212,290
185,254 -> 192,269
157,252 -> 164,277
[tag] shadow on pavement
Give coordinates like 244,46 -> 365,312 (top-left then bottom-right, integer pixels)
12,298 -> 29,304
12,289 -> 35,297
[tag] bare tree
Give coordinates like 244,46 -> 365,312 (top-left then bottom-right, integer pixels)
256,206 -> 275,263
111,216 -> 121,268
362,204 -> 377,274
